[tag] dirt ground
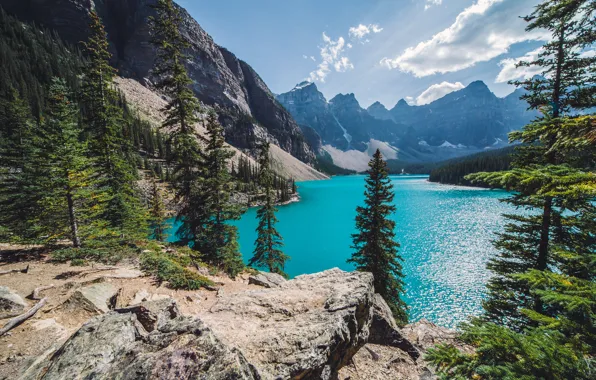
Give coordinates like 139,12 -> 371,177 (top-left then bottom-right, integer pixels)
0,244 -> 259,379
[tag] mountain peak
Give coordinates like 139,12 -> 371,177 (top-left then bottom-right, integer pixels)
368,101 -> 387,110
465,80 -> 490,92
396,98 -> 410,107
292,81 -> 316,91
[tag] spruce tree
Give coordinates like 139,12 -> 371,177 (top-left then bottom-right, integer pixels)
193,111 -> 244,277
149,178 -> 168,242
81,11 -> 146,238
249,142 -> 288,277
0,88 -> 40,240
149,0 -> 204,246
349,149 -> 407,325
34,78 -> 89,247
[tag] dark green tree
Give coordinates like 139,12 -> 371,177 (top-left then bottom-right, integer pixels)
149,0 -> 203,216
249,142 -> 288,277
349,149 -> 407,325
81,11 -> 146,238
34,78 -> 89,247
149,178 -> 168,242
0,88 -> 40,240
193,111 -> 244,277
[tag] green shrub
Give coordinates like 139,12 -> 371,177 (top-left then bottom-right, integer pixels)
140,251 -> 214,290
51,239 -> 140,265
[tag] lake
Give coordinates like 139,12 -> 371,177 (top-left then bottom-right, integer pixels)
169,175 -> 512,328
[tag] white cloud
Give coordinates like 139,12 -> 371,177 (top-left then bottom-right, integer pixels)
381,0 -> 549,77
415,81 -> 465,105
349,24 -> 383,40
309,33 -> 354,82
310,56 -> 316,61
495,47 -> 543,83
425,0 -> 442,10
405,96 -> 416,105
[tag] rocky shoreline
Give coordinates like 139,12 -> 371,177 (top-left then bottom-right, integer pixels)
0,256 -> 466,380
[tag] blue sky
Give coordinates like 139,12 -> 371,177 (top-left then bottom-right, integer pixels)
177,0 -> 546,109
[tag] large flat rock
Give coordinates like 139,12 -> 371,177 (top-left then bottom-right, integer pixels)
199,268 -> 375,380
22,299 -> 259,380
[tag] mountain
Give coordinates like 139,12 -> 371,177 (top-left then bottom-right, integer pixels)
366,101 -> 393,121
277,80 -> 538,171
388,81 -> 536,148
277,82 -> 401,152
0,0 -> 316,164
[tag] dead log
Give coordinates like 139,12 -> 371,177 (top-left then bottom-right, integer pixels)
0,297 -> 47,336
30,284 -> 55,300
0,265 -> 29,276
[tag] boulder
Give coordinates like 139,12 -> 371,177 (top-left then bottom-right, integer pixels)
248,271 -> 287,288
369,294 -> 420,360
0,286 -> 27,319
129,289 -> 171,306
21,300 -> 260,380
65,283 -> 119,314
402,319 -> 462,352
199,268 -> 375,379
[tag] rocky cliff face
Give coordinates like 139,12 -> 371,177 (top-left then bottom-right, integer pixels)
0,0 -> 316,164
366,101 -> 393,121
276,82 -> 348,150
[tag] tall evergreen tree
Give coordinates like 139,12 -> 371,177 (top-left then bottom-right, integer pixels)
149,0 -> 204,246
81,11 -> 145,238
34,78 -> 89,247
349,149 -> 408,325
193,111 -> 244,277
0,88 -> 40,240
249,142 -> 288,277
149,178 -> 168,242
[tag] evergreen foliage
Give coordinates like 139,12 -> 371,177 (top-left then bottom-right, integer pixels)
149,0 -> 203,210
192,112 -> 245,277
428,147 -> 515,186
249,142 -> 289,277
81,11 -> 146,238
349,149 -> 408,325
149,178 -> 168,242
427,1 -> 596,377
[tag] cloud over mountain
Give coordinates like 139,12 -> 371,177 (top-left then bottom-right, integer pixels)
381,0 -> 548,77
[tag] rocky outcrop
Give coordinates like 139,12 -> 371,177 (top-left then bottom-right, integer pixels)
0,0 -> 316,164
369,294 -> 420,360
248,271 -> 287,288
0,286 -> 27,319
199,268 -> 375,379
64,282 -> 119,314
23,299 -> 260,380
366,101 -> 393,121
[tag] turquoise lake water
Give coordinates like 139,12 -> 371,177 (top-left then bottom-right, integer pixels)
169,175 -> 512,328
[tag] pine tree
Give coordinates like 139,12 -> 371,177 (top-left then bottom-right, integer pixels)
0,88 -> 40,240
349,149 -> 407,325
81,11 -> 146,238
149,0 -> 204,247
149,0 -> 203,203
34,78 -> 89,247
249,142 -> 288,277
192,111 -> 244,277
149,178 -> 168,242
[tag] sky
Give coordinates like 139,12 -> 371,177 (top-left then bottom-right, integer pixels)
177,0 -> 548,109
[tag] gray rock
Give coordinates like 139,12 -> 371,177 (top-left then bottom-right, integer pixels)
105,268 -> 144,279
0,286 -> 27,319
199,268 -> 375,380
248,271 -> 287,288
369,294 -> 420,360
129,289 -> 171,306
65,283 -> 119,314
22,300 -> 260,380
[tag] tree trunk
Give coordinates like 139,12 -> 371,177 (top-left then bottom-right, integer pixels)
66,188 -> 81,248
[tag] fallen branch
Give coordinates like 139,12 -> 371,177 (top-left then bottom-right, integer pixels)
79,266 -> 120,277
0,297 -> 47,336
30,284 -> 55,300
0,265 -> 29,276
365,346 -> 380,361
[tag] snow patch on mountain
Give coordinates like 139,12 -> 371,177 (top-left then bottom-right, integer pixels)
323,139 -> 400,172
